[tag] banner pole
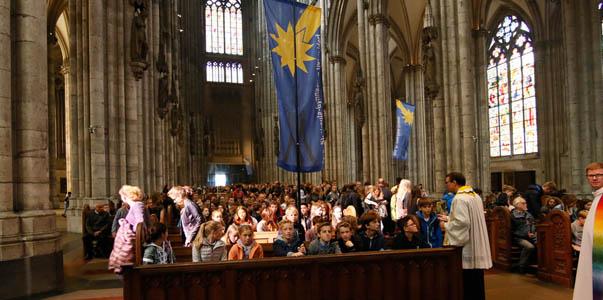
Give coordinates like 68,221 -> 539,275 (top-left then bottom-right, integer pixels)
292,2 -> 302,227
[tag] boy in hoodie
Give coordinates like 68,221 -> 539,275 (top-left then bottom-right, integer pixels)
307,223 -> 341,255
358,210 -> 385,251
273,220 -> 306,257
416,198 -> 443,248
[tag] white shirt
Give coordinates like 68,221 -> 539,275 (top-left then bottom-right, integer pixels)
574,187 -> 603,300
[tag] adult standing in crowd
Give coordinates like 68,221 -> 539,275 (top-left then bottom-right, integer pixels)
439,172 -> 492,300
574,162 -> 603,300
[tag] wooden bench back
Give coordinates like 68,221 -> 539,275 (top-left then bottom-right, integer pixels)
253,231 -> 278,244
135,222 -> 147,266
489,206 -> 513,270
536,210 -> 574,287
81,205 -> 92,256
123,247 -> 464,300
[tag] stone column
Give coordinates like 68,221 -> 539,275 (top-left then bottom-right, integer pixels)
404,65 -> 430,189
0,0 -> 12,213
2,0 -> 62,297
61,64 -> 74,195
327,55 -> 347,182
362,3 -> 393,183
472,28 -> 491,193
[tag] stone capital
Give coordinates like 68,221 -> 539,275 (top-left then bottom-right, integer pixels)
471,28 -> 489,39
59,64 -> 70,75
368,14 -> 389,27
403,64 -> 423,72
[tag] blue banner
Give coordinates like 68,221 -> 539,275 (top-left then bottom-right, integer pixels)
264,0 -> 324,172
393,99 -> 415,160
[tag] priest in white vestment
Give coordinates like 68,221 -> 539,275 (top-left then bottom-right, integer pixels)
440,172 -> 492,300
574,162 -> 603,300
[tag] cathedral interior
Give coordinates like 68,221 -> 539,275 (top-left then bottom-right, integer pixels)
0,0 -> 601,298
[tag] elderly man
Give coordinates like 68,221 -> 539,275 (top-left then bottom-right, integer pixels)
574,162 -> 603,300
438,172 -> 492,300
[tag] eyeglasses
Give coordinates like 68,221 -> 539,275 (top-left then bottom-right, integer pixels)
405,223 -> 417,228
586,174 -> 603,179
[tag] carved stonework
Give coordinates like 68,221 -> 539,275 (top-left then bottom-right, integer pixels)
368,14 -> 389,27
169,105 -> 182,137
422,26 -> 439,100
351,68 -> 365,125
156,40 -> 170,118
255,127 -> 265,158
130,0 -> 149,80
203,118 -> 213,157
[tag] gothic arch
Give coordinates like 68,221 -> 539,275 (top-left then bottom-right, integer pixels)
47,1 -> 71,207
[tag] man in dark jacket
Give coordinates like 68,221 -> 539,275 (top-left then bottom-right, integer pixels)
510,197 -> 536,273
83,204 -> 112,260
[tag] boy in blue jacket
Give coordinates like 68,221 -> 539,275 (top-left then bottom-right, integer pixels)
416,198 -> 443,248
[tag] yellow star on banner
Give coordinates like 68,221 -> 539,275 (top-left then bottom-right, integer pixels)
396,99 -> 414,125
269,6 -> 321,77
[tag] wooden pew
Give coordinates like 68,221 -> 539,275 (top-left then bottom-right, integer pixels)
82,204 -> 92,257
123,247 -> 464,300
536,210 -> 574,287
488,206 -> 520,271
135,222 -> 147,266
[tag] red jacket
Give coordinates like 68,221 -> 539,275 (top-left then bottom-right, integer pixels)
228,242 -> 264,260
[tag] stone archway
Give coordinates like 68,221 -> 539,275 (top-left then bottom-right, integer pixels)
48,8 -> 70,209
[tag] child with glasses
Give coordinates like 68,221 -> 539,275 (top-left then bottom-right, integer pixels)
393,216 -> 429,250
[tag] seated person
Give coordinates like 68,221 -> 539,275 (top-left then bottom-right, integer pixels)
192,221 -> 227,262
337,221 -> 363,253
416,198 -> 443,248
358,210 -> 385,251
256,208 -> 278,232
228,225 -> 264,260
511,197 -> 536,274
273,220 -> 305,257
143,222 -> 175,264
305,216 -> 324,242
83,204 -> 112,260
283,206 -> 306,241
572,210 -> 588,252
393,216 -> 429,250
540,195 -> 564,215
307,223 -> 341,255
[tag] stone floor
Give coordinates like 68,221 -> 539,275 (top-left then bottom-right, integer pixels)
36,210 -> 573,299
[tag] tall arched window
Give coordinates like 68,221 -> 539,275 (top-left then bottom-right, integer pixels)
205,0 -> 243,55
487,15 -> 537,157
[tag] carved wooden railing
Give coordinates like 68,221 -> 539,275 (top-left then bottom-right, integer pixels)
536,210 -> 574,287
123,247 -> 463,300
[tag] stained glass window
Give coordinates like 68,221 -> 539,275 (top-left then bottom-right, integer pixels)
206,61 -> 243,83
487,15 -> 538,157
205,0 -> 243,55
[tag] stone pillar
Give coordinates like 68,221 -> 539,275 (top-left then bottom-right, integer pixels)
456,0 -> 478,185
88,0 -> 108,197
472,28 -> 491,194
61,64 -> 74,195
0,0 -> 62,297
327,55 -> 347,182
0,0 -> 12,213
404,65 -> 430,189
363,3 -> 393,183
